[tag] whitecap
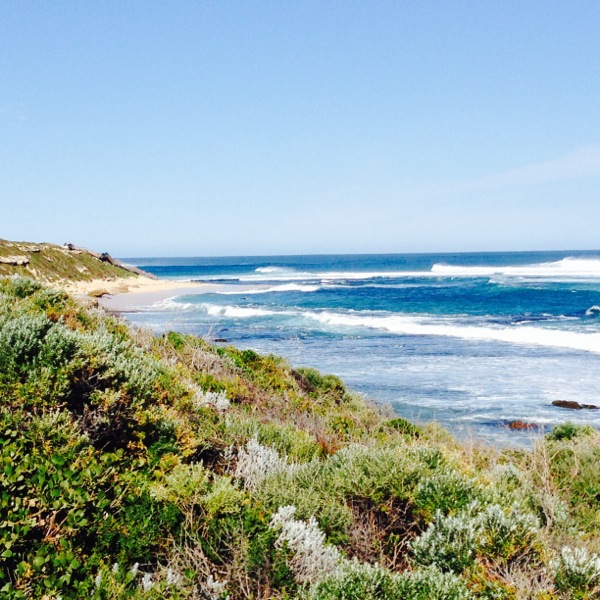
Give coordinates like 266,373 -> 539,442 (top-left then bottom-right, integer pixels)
186,257 -> 600,285
202,304 -> 278,318
431,257 -> 600,282
300,310 -> 600,354
216,283 -> 321,295
254,266 -> 297,274
151,298 -> 196,311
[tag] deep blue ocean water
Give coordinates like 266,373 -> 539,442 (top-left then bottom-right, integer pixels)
121,251 -> 600,445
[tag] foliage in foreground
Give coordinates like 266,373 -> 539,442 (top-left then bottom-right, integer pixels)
1,276 -> 600,599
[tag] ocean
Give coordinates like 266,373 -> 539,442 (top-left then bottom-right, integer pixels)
120,251 -> 600,445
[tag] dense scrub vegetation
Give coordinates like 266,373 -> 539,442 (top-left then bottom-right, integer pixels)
1,276 -> 599,599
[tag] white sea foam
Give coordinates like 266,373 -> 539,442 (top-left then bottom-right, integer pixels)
179,257 -> 600,285
431,257 -> 600,281
160,297 -> 600,354
216,283 -> 321,295
151,298 -> 196,311
202,304 -> 278,318
238,270 -> 419,282
302,310 -> 600,354
254,266 -> 297,275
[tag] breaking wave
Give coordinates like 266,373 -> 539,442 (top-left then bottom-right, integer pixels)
156,299 -> 600,354
431,257 -> 600,281
301,310 -> 600,354
216,283 -> 321,295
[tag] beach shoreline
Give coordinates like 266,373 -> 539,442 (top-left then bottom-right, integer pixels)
60,276 -> 222,312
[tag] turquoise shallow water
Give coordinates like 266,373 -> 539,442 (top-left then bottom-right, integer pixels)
120,251 -> 600,445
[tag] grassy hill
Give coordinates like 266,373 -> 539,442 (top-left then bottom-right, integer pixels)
1,274 -> 600,599
0,238 -> 145,283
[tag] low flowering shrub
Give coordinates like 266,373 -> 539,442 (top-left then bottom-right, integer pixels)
412,510 -> 479,573
392,565 -> 473,600
304,562 -> 473,600
303,561 -> 396,599
552,546 -> 600,594
412,502 -> 540,573
193,388 -> 230,411
233,437 -> 290,490
476,502 -> 539,561
269,505 -> 342,584
151,463 -> 244,519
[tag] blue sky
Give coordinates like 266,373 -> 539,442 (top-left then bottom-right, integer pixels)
1,1 -> 599,256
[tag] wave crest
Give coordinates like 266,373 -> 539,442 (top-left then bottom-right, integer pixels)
431,257 -> 600,280
154,299 -> 600,354
302,310 -> 600,353
217,283 -> 321,295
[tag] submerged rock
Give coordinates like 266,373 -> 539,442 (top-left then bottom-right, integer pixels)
507,420 -> 540,431
552,400 -> 599,410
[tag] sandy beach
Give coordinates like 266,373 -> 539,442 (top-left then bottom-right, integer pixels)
61,275 -> 223,312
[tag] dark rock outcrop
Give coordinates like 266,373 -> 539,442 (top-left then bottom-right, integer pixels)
507,420 -> 539,430
552,400 -> 599,410
99,252 -> 117,265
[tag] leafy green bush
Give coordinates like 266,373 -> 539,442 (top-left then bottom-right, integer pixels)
304,561 -> 397,599
0,417 -> 131,596
552,546 -> 600,596
412,501 -> 540,574
385,417 -> 422,437
547,422 -> 594,441
392,565 -> 473,599
305,562 -> 472,600
414,470 -> 481,517
1,276 -> 42,298
412,510 -> 479,573
546,431 -> 600,534
476,503 -> 539,561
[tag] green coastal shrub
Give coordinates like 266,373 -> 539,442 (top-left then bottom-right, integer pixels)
321,443 -> 435,502
151,462 -> 244,519
385,417 -> 422,437
412,510 -> 479,573
0,313 -> 54,376
546,431 -> 600,534
476,503 -> 539,561
303,561 -> 397,599
256,422 -> 322,462
1,276 -> 42,298
94,490 -> 183,566
412,502 -> 540,573
295,368 -> 347,398
392,566 -> 473,599
304,562 -> 472,600
414,470 -> 481,517
0,417 -> 133,596
547,422 -> 594,442
552,546 -> 600,596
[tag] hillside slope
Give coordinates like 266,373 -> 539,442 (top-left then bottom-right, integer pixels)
1,276 -> 599,599
0,238 -> 150,283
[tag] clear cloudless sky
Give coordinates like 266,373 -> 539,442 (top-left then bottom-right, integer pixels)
1,1 -> 599,256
